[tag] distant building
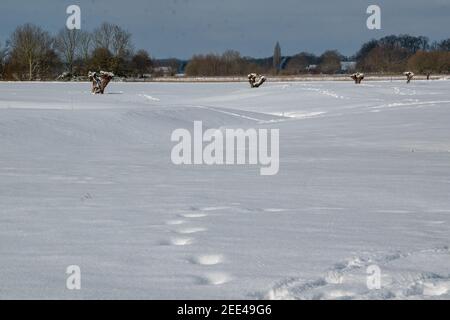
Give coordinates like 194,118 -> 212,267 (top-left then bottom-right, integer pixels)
153,66 -> 173,77
340,61 -> 357,72
306,64 -> 318,71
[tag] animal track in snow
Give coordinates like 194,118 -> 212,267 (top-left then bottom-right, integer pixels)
262,246 -> 450,300
139,94 -> 160,102
190,254 -> 224,266
197,272 -> 231,285
376,209 -> 412,214
263,208 -> 288,213
180,213 -> 208,218
200,206 -> 231,211
161,237 -> 194,246
170,207 -> 232,286
175,227 -> 207,234
166,219 -> 186,225
322,289 -> 357,300
422,281 -> 450,296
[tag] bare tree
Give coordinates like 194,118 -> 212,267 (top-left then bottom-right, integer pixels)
78,30 -> 92,61
112,25 -> 132,58
55,29 -> 81,74
9,23 -> 53,80
92,22 -> 133,75
222,50 -> 241,75
185,51 -> 260,76
0,41 -> 6,77
319,50 -> 342,74
131,49 -> 153,77
285,52 -> 317,74
408,51 -> 450,75
93,22 -> 115,51
93,22 -> 132,58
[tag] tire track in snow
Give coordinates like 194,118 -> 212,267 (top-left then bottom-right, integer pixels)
370,100 -> 450,111
194,105 -> 267,122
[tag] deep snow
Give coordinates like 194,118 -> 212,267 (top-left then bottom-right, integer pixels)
0,80 -> 450,299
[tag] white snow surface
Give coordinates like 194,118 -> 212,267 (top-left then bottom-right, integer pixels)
1,80 -> 450,299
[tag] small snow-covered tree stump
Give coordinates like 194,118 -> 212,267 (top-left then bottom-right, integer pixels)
351,72 -> 364,84
248,73 -> 266,88
404,71 -> 414,84
88,71 -> 114,94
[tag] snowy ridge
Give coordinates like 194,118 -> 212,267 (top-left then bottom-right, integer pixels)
1,80 -> 450,299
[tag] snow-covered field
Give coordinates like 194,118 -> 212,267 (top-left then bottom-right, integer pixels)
1,80 -> 450,300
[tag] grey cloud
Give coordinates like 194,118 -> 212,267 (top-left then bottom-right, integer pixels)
0,0 -> 449,58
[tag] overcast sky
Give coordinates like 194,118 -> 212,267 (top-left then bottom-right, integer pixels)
0,0 -> 449,59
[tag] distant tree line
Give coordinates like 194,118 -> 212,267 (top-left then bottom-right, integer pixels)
0,23 -> 153,80
282,35 -> 450,76
184,50 -> 262,77
0,25 -> 449,80
184,48 -> 344,76
355,35 -> 450,75
355,35 -> 450,73
184,35 -> 450,77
